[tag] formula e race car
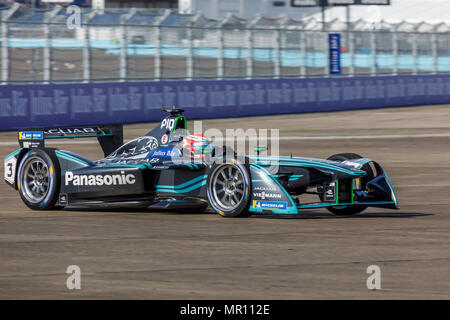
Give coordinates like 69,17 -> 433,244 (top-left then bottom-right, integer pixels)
4,108 -> 399,217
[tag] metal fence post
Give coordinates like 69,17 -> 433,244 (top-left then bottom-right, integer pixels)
120,24 -> 127,81
42,6 -> 59,84
83,24 -> 90,83
43,22 -> 51,83
348,31 -> 354,76
187,13 -> 202,80
274,28 -> 281,79
412,32 -> 418,75
154,10 -> 170,81
186,25 -> 193,80
370,31 -> 376,76
246,28 -> 253,79
324,31 -> 329,77
432,32 -> 438,74
1,19 -> 8,84
300,30 -> 306,77
1,3 -> 19,84
155,26 -> 161,80
120,9 -> 135,82
217,28 -> 224,80
392,31 -> 398,75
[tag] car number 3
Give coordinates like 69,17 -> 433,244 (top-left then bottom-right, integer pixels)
4,157 -> 17,184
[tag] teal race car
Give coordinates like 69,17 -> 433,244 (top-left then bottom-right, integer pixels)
4,108 -> 399,217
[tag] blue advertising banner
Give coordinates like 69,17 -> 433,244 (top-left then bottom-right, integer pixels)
0,74 -> 450,131
329,33 -> 341,75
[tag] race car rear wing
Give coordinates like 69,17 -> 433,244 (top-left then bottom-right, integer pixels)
17,125 -> 123,157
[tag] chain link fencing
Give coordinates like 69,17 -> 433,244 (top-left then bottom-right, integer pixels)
1,5 -> 450,84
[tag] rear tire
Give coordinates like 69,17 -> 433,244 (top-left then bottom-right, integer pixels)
207,159 -> 251,217
17,149 -> 61,210
326,153 -> 373,216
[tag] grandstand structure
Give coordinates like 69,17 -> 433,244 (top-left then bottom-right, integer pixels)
1,2 -> 450,84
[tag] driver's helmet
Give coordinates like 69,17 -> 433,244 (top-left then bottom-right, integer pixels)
182,134 -> 213,159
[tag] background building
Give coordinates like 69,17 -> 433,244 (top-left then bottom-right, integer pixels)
4,0 -> 178,9
179,0 -> 320,19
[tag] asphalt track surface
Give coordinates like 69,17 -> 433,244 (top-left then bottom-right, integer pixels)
0,105 -> 449,299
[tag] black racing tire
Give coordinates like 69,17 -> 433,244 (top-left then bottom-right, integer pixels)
17,149 -> 62,210
325,153 -> 374,216
207,159 -> 251,218
327,153 -> 364,162
326,204 -> 367,216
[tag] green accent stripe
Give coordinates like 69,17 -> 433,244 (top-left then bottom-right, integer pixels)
336,180 -> 339,205
258,161 -> 365,176
157,180 -> 207,193
55,150 -> 89,166
173,116 -> 186,132
288,174 -> 304,181
252,156 -> 366,176
384,170 -> 399,209
100,164 -> 148,169
278,161 -> 364,176
156,175 -> 208,190
249,164 -> 298,214
351,179 -> 354,203
298,201 -> 395,209
249,207 -> 296,215
5,149 -> 21,160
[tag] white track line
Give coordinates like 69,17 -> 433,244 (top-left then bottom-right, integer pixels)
0,132 -> 449,146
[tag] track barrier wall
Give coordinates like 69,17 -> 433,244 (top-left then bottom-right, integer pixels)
1,74 -> 450,131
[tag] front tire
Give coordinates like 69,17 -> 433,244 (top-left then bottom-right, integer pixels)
207,160 -> 251,217
325,153 -> 373,216
17,149 -> 61,210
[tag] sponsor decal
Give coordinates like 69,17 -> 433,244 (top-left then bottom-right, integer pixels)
252,200 -> 287,210
107,136 -> 158,159
4,157 -> 17,184
144,137 -> 159,150
147,148 -> 180,158
253,186 -> 277,191
325,182 -> 336,201
151,165 -> 168,169
45,127 -> 97,135
253,191 -> 282,199
19,131 -> 43,140
161,134 -> 168,144
58,193 -> 68,205
64,171 -> 136,186
161,118 -> 175,131
22,141 -> 44,148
